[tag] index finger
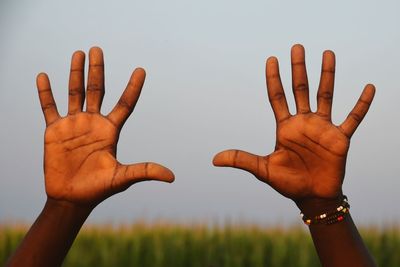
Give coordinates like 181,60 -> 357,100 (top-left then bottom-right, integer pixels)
266,57 -> 291,123
37,73 -> 60,126
107,68 -> 146,128
339,84 -> 376,138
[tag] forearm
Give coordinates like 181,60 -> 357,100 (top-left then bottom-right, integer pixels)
309,215 -> 376,267
6,198 -> 92,267
298,198 -> 376,267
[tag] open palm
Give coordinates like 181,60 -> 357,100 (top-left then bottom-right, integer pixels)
213,45 -> 375,201
37,47 -> 174,206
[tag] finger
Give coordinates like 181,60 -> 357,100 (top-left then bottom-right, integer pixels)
86,47 -> 105,113
266,56 -> 291,123
316,50 -> 336,119
339,84 -> 376,138
107,68 -> 146,128
291,44 -> 311,114
36,73 -> 60,126
113,162 -> 175,190
213,149 -> 269,181
68,50 -> 85,115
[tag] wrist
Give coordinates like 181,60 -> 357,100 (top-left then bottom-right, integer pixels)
295,194 -> 344,218
43,197 -> 94,223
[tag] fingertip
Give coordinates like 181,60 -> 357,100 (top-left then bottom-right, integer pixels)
212,150 -> 234,167
212,152 -> 223,166
89,46 -> 104,63
36,72 -> 49,87
266,57 -> 279,74
163,167 -> 175,183
362,84 -> 376,101
291,43 -> 305,54
149,163 -> 175,183
129,68 -> 146,89
291,44 -> 306,65
89,46 -> 103,54
37,72 -> 48,79
73,50 -> 85,58
266,56 -> 278,65
323,50 -> 335,58
134,67 -> 146,79
292,43 -> 304,48
71,51 -> 85,70
321,50 -> 336,72
365,83 -> 376,92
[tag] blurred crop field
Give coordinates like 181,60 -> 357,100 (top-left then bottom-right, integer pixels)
1,222 -> 399,267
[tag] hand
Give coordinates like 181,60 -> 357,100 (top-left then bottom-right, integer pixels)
37,47 -> 174,207
213,44 -> 375,202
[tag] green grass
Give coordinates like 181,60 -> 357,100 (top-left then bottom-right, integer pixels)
1,222 -> 399,267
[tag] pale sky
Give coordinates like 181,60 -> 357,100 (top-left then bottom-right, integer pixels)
0,0 -> 399,226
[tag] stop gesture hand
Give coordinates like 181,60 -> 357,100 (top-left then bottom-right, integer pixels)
37,47 -> 174,207
213,44 -> 375,203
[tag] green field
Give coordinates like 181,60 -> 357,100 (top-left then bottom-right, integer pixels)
1,223 -> 399,267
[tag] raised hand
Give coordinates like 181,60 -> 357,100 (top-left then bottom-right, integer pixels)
6,47 -> 175,267
213,44 -> 375,202
37,47 -> 174,206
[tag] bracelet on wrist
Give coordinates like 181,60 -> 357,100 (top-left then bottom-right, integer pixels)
300,195 -> 350,225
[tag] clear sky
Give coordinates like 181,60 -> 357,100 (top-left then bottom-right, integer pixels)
0,0 -> 399,226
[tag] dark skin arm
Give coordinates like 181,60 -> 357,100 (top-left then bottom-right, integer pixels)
213,44 -> 376,267
6,47 -> 174,267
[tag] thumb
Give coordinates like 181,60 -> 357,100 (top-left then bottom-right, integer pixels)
213,149 -> 268,180
114,162 -> 175,190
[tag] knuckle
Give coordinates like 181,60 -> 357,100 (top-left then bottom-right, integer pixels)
349,112 -> 362,123
294,83 -> 308,92
315,111 -> 330,120
38,88 -> 51,94
41,102 -> 56,111
70,68 -> 84,72
317,91 -> 333,101
117,98 -> 132,110
68,88 -> 83,96
232,150 -> 239,167
359,98 -> 371,107
269,91 -> 285,102
321,68 -> 335,74
291,61 -> 305,66
144,162 -> 149,177
87,83 -> 103,92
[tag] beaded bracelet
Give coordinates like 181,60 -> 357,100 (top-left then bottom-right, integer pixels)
300,196 -> 350,225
